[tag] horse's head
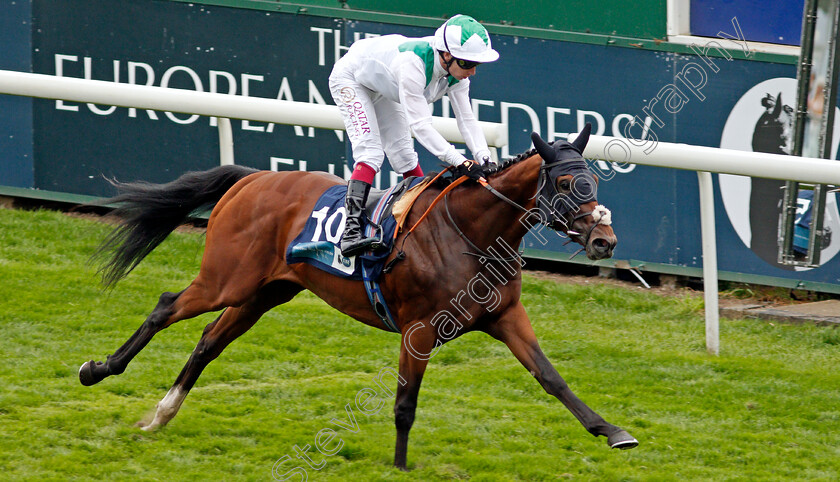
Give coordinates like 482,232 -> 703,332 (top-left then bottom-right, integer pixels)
530,124 -> 616,260
753,92 -> 793,155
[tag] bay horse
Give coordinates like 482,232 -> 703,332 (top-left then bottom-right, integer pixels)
79,124 -> 637,470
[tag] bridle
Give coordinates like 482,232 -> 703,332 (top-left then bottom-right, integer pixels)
381,150 -> 611,274
532,156 -> 608,257
443,154 -> 610,261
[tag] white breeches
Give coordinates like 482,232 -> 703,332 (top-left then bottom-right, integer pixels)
329,71 -> 419,174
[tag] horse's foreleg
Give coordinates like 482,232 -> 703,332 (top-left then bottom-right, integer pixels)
487,302 -> 638,449
138,281 -> 300,431
393,324 -> 436,471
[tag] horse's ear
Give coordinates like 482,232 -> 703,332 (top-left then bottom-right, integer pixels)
531,132 -> 554,161
773,92 -> 783,116
571,123 -> 592,153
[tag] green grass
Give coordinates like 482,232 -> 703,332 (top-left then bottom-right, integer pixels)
1,207 -> 839,481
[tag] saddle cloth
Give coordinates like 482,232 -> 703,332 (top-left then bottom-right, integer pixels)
285,177 -> 424,281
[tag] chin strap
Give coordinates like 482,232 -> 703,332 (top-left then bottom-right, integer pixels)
439,51 -> 456,77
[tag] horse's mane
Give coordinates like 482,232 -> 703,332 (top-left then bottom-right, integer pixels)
429,147 -> 540,188
486,147 -> 539,176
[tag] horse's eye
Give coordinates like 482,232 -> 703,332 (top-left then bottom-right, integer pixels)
558,179 -> 571,191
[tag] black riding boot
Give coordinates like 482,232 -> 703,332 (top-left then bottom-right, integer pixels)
340,180 -> 378,257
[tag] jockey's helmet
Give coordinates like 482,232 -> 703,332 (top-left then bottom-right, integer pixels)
433,15 -> 499,64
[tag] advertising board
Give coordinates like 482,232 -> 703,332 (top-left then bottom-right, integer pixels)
9,0 -> 838,288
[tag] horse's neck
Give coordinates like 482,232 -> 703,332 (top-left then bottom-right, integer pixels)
490,154 -> 542,202
455,154 -> 542,250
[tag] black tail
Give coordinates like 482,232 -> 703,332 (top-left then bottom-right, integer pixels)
91,165 -> 258,287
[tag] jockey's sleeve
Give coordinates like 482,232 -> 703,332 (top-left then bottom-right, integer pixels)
396,60 -> 468,166
448,82 -> 491,162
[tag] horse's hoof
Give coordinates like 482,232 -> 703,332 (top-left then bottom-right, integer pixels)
78,360 -> 107,386
608,430 -> 639,450
135,420 -> 156,431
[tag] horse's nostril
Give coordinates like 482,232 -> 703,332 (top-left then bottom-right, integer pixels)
587,237 -> 615,260
592,238 -> 609,250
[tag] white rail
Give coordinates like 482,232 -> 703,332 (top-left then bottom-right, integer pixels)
576,134 -> 840,355
584,135 -> 840,184
0,69 -> 509,165
5,69 -> 839,355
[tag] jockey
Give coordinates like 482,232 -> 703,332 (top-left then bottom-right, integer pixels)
329,14 -> 500,257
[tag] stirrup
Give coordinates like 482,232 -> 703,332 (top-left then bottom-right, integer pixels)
341,219 -> 385,257
340,236 -> 379,257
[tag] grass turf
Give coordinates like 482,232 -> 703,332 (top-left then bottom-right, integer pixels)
1,207 -> 838,481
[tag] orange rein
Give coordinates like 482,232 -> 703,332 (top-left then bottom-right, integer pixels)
382,167 -> 492,274
395,167 -> 477,239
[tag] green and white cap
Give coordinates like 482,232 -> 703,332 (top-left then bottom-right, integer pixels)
433,14 -> 499,63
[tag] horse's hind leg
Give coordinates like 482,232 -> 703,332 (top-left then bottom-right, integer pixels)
80,195 -> 286,387
79,289 -> 188,386
78,276 -> 238,386
138,281 -> 302,431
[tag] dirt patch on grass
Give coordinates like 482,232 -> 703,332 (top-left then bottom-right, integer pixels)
523,264 -> 838,308
525,268 -> 701,299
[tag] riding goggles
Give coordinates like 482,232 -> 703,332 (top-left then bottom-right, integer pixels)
454,58 -> 481,69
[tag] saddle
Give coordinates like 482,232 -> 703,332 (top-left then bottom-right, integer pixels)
285,176 -> 427,280
364,176 -> 427,226
285,176 -> 430,333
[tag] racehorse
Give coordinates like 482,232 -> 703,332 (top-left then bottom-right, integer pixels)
78,124 -> 637,470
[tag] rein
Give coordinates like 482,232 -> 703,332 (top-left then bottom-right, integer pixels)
382,168 -> 468,273
382,158 -> 608,273
384,167 -> 517,272
398,168 -> 467,237
443,162 -> 609,261
443,192 -> 522,262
